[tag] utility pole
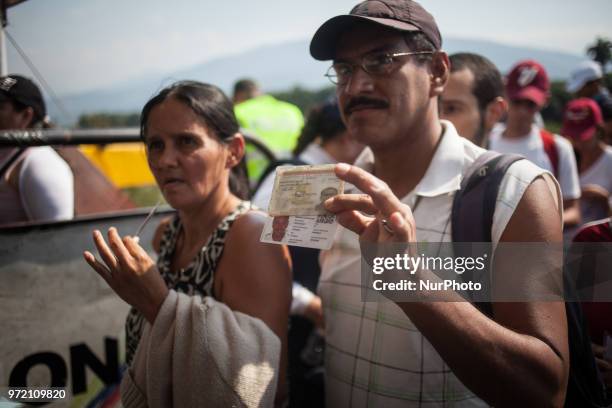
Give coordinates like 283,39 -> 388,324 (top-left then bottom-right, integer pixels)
0,0 -> 8,76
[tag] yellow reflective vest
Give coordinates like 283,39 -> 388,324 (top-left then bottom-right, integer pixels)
234,95 -> 304,183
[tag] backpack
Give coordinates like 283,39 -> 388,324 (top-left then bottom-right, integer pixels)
540,129 -> 560,179
451,151 -> 608,407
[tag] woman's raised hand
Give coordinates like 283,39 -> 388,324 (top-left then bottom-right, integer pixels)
83,227 -> 169,323
324,163 -> 417,244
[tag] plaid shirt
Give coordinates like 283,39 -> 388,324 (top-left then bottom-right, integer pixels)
318,121 -> 559,407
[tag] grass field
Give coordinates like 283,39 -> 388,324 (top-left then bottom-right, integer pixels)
122,185 -> 165,207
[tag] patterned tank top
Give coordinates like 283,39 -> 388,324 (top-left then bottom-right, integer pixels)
125,200 -> 251,365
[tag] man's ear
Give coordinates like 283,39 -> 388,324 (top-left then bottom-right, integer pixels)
226,133 -> 245,168
429,51 -> 450,97
17,106 -> 35,129
484,97 -> 508,133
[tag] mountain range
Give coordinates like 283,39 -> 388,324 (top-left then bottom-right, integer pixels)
50,37 -> 586,126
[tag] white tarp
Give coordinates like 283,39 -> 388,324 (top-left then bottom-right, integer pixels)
0,209 -> 170,407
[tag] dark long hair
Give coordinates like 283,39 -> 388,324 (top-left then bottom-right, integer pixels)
140,80 -> 249,199
293,98 -> 346,156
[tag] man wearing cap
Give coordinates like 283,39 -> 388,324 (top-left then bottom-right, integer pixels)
310,1 -> 569,406
439,52 -> 507,147
0,74 -> 74,225
561,98 -> 612,225
489,60 -> 582,230
567,60 -> 612,146
232,78 -> 305,184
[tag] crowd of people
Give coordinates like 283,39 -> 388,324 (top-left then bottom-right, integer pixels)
2,0 -> 612,406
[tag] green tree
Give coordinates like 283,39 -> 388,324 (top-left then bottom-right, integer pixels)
541,80 -> 572,125
587,37 -> 612,72
78,112 -> 140,128
604,72 -> 612,92
271,85 -> 335,115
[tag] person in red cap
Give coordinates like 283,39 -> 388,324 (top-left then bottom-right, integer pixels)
562,98 -> 612,225
571,216 -> 612,398
567,60 -> 612,146
564,99 -> 612,400
489,60 -> 582,231
309,1 -> 569,406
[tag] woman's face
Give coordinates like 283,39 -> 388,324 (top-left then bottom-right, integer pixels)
570,132 -> 598,152
144,97 -> 230,210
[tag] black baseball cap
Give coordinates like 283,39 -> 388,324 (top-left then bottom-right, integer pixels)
0,74 -> 46,121
310,0 -> 442,61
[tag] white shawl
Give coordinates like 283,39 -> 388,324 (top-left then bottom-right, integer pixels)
120,290 -> 280,407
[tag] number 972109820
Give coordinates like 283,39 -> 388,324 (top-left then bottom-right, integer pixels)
4,387 -> 67,402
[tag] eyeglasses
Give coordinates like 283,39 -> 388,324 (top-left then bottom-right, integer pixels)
325,50 -> 434,85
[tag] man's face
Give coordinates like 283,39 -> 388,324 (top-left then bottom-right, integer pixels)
576,79 -> 601,98
320,187 -> 338,203
506,98 -> 539,128
334,25 -> 433,149
440,68 -> 483,142
271,216 -> 289,241
0,100 -> 28,130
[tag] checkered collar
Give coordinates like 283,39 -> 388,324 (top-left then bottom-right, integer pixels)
354,120 -> 464,198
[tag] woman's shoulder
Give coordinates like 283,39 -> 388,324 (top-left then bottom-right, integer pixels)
225,208 -> 288,257
218,208 -> 291,285
227,208 -> 268,242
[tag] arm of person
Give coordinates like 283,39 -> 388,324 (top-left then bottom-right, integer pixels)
214,210 -> 292,407
84,223 -> 283,407
292,282 -> 324,329
591,342 -> 612,391
563,198 -> 581,228
398,177 -> 569,406
581,184 -> 611,218
19,147 -> 74,221
326,163 -> 569,407
581,184 -> 610,201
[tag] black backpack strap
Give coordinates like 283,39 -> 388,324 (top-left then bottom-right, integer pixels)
451,151 -> 524,314
452,151 -> 524,243
0,147 -> 27,179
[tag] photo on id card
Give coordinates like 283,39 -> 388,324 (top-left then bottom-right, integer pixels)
260,214 -> 338,250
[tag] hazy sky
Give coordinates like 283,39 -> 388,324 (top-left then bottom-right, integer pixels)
4,0 -> 612,95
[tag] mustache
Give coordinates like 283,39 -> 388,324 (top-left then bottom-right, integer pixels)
344,97 -> 389,115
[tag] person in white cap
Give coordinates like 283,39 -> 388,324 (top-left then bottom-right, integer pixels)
567,60 -> 607,99
567,60 -> 612,146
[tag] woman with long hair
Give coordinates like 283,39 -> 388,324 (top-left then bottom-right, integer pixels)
83,81 -> 291,407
